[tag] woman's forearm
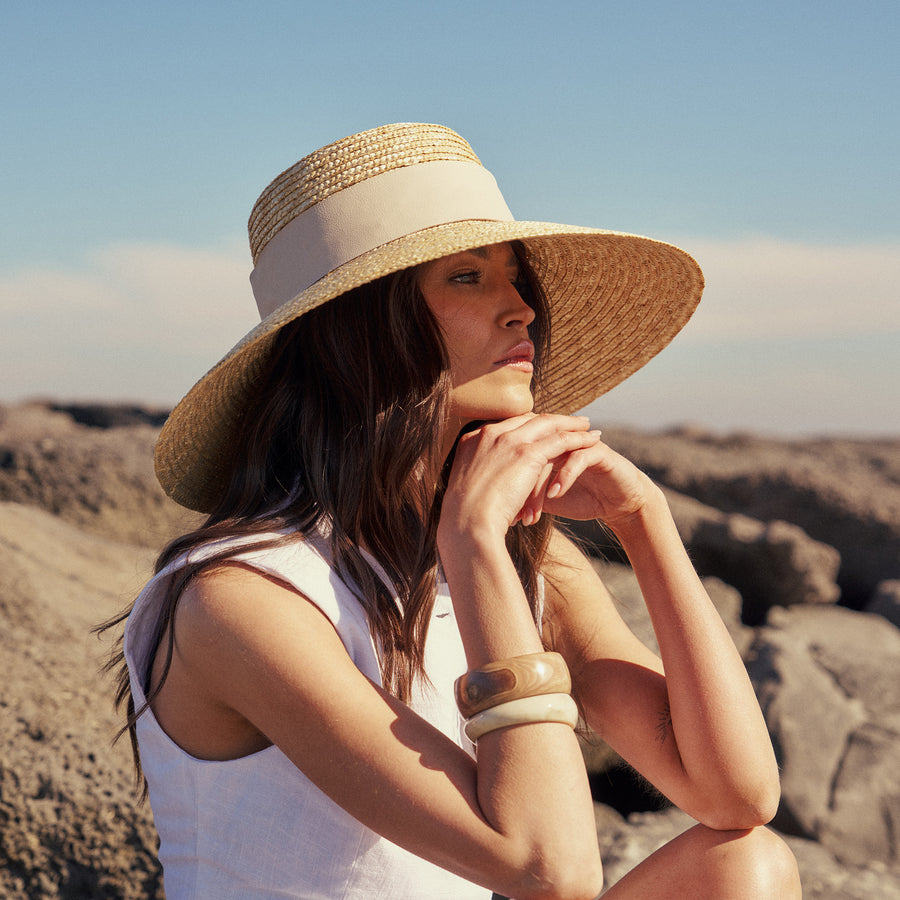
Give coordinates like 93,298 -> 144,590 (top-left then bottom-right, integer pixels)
609,487 -> 781,827
439,526 -> 545,665
438,527 -> 603,896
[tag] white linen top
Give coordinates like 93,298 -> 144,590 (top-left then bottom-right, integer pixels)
124,529 -> 492,899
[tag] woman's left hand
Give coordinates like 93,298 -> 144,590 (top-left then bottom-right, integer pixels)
540,437 -> 661,527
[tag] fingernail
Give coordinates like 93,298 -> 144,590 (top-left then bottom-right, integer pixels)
522,507 -> 534,526
547,482 -> 561,499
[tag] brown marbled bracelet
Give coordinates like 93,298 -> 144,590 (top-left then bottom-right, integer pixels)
454,651 -> 572,718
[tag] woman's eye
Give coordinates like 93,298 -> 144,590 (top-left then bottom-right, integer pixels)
451,270 -> 481,284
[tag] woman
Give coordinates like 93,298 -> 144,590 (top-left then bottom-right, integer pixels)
104,123 -> 800,898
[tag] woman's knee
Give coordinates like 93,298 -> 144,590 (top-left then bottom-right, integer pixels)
696,824 -> 801,897
739,826 -> 801,896
605,823 -> 801,898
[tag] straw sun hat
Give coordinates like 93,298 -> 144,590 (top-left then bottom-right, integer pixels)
155,122 -> 704,512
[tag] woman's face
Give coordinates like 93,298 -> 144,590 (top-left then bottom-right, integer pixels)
418,242 -> 536,430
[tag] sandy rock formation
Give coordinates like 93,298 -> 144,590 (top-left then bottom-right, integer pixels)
747,604 -> 900,867
595,804 -> 900,899
868,579 -> 900,628
599,425 -> 900,608
664,490 -> 842,623
569,487 -> 842,624
0,402 -> 200,549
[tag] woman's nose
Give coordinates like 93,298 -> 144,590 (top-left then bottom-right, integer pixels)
499,280 -> 536,328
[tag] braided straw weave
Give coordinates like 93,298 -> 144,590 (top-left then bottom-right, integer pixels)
155,123 -> 704,512
249,123 -> 482,264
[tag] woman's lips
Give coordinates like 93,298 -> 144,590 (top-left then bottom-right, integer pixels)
494,341 -> 535,371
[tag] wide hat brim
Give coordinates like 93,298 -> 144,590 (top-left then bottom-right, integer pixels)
155,218 -> 703,512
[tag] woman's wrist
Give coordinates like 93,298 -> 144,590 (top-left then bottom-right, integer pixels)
438,527 -> 519,597
602,482 -> 670,544
437,503 -> 510,561
438,534 -> 545,665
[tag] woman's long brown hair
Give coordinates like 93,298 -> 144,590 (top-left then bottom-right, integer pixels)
97,243 -> 555,793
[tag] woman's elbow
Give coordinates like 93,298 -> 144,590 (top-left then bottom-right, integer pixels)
701,777 -> 782,831
509,849 -> 604,900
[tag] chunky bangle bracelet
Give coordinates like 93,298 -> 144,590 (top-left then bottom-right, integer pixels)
455,651 -> 571,718
464,692 -> 579,742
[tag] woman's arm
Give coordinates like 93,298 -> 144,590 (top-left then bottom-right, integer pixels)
435,421 -> 604,895
540,442 -> 781,830
161,562 -> 601,900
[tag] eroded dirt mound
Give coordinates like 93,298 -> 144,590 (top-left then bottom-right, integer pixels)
0,501 -> 162,898
0,402 -> 200,551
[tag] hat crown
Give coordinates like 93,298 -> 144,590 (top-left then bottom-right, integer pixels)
248,123 -> 483,264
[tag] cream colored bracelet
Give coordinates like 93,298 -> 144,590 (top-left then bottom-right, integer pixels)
464,692 -> 579,743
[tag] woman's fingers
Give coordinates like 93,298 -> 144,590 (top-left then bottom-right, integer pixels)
474,413 -> 592,443
450,415 -> 603,531
515,429 -> 603,525
546,436 -> 608,499
458,415 -> 599,472
540,437 -> 657,524
455,418 -> 651,528
517,462 -> 555,526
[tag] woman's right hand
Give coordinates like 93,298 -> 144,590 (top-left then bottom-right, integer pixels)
438,414 -> 603,545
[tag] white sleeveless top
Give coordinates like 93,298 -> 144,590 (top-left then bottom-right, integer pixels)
124,529 -> 492,899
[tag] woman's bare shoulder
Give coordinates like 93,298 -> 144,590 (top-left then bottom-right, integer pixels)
174,558 -> 342,669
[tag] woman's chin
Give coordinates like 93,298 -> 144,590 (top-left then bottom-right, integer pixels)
460,404 -> 535,424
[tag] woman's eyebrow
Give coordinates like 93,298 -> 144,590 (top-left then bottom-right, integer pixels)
455,246 -> 519,271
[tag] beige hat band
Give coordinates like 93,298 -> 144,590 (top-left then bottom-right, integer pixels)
250,159 -> 514,318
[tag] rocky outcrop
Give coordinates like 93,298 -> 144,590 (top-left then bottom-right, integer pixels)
47,402 -> 170,430
569,487 -> 842,624
598,426 -> 900,608
747,604 -> 900,867
595,804 -> 900,899
580,514 -> 887,872
664,490 -> 841,624
868,579 -> 900,628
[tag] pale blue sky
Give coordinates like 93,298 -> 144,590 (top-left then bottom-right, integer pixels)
2,2 -> 898,435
